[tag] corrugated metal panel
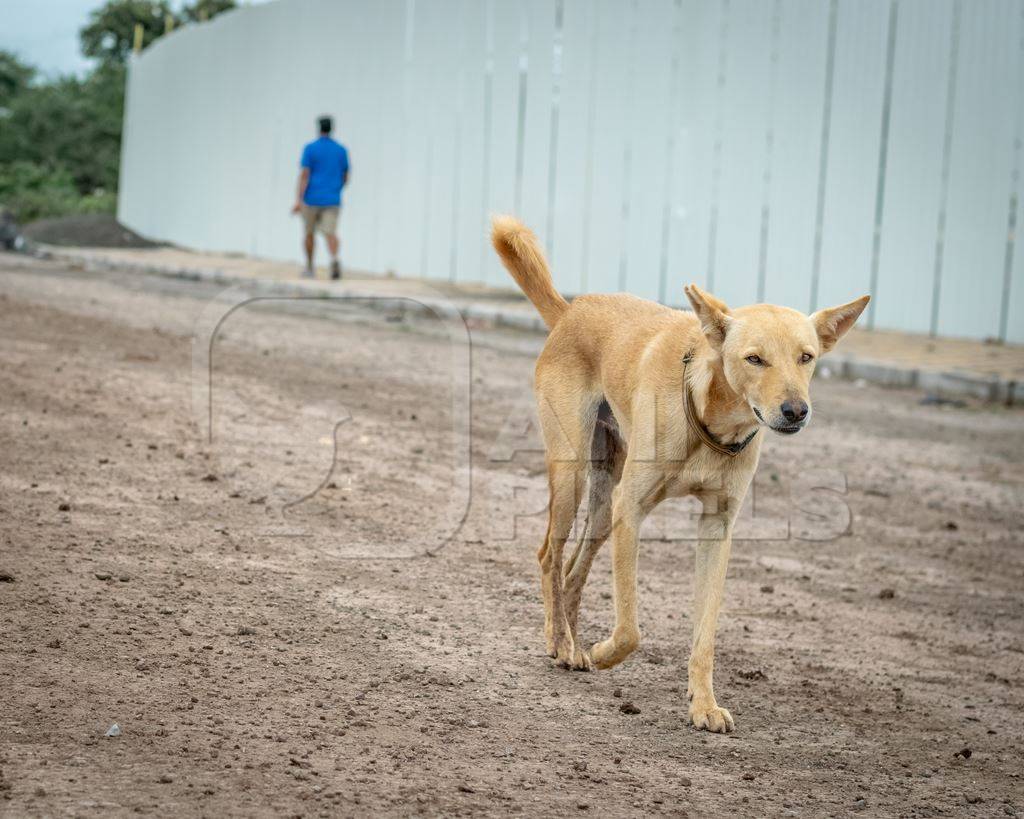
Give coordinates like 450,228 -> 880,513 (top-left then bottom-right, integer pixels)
578,0 -> 633,294
118,0 -> 1024,341
873,0 -> 954,334
549,0 -> 597,295
667,0 -> 726,298
938,0 -> 1020,339
451,0 -> 489,285
621,0 -> 675,302
763,0 -> 830,312
516,0 -> 557,257
712,0 -> 776,308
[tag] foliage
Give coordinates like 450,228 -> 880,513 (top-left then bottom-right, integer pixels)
0,0 -> 236,225
80,0 -> 238,65
80,0 -> 175,65
0,161 -> 116,223
182,0 -> 237,24
0,51 -> 35,108
0,62 -> 125,200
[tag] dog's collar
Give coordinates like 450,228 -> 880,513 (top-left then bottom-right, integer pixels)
681,352 -> 759,458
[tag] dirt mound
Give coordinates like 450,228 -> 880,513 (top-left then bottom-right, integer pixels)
22,214 -> 163,248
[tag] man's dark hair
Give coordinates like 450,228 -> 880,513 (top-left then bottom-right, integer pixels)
318,116 -> 333,135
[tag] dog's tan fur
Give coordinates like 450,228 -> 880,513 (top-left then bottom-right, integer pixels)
492,215 -> 869,732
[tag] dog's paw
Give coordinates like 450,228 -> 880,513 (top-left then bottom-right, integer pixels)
689,701 -> 735,733
589,638 -> 615,669
566,645 -> 592,672
588,630 -> 639,669
554,644 -> 593,671
545,622 -> 557,658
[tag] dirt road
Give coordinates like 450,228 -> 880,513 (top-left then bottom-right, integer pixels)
1,253 -> 1022,817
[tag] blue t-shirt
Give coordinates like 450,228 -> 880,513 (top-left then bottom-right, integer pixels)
300,136 -> 349,207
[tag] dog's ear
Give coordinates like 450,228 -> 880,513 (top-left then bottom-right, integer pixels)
685,284 -> 732,349
810,295 -> 870,353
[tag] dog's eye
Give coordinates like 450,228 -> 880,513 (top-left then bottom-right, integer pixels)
745,355 -> 763,366
800,352 -> 814,364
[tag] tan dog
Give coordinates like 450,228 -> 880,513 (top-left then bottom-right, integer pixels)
492,215 -> 869,732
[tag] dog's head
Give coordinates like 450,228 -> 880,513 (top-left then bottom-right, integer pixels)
685,285 -> 870,435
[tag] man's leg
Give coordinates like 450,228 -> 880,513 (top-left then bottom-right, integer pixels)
326,234 -> 341,279
323,208 -> 341,280
301,206 -> 316,277
303,232 -> 315,276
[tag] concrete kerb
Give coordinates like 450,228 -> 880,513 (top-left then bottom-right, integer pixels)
34,245 -> 1018,405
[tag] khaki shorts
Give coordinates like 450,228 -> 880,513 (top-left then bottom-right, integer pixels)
302,205 -> 339,236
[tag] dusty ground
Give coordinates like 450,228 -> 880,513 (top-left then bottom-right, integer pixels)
1,252 -> 1023,817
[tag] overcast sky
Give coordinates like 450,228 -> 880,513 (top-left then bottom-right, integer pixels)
0,0 -> 269,78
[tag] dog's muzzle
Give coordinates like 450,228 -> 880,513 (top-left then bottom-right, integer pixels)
753,406 -> 808,435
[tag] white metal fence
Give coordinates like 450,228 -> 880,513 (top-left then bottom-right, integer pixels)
119,0 -> 1024,342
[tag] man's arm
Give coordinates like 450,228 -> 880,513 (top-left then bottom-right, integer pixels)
292,167 -> 309,214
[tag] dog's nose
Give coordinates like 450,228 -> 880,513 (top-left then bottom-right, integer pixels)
780,400 -> 808,423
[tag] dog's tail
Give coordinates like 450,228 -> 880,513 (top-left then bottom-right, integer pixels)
490,215 -> 569,329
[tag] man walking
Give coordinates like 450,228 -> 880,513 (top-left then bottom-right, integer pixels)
292,116 -> 350,279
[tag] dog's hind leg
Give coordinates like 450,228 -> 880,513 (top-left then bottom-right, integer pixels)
538,460 -> 588,668
562,474 -> 612,656
562,404 -> 625,669
535,382 -> 599,669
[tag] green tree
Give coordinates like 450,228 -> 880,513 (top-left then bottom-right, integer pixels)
182,0 -> 236,23
0,161 -> 114,223
0,50 -> 35,108
0,62 -> 125,198
1,0 -> 237,223
80,0 -> 175,65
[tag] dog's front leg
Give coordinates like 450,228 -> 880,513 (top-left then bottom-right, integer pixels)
589,463 -> 661,669
687,494 -> 739,733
